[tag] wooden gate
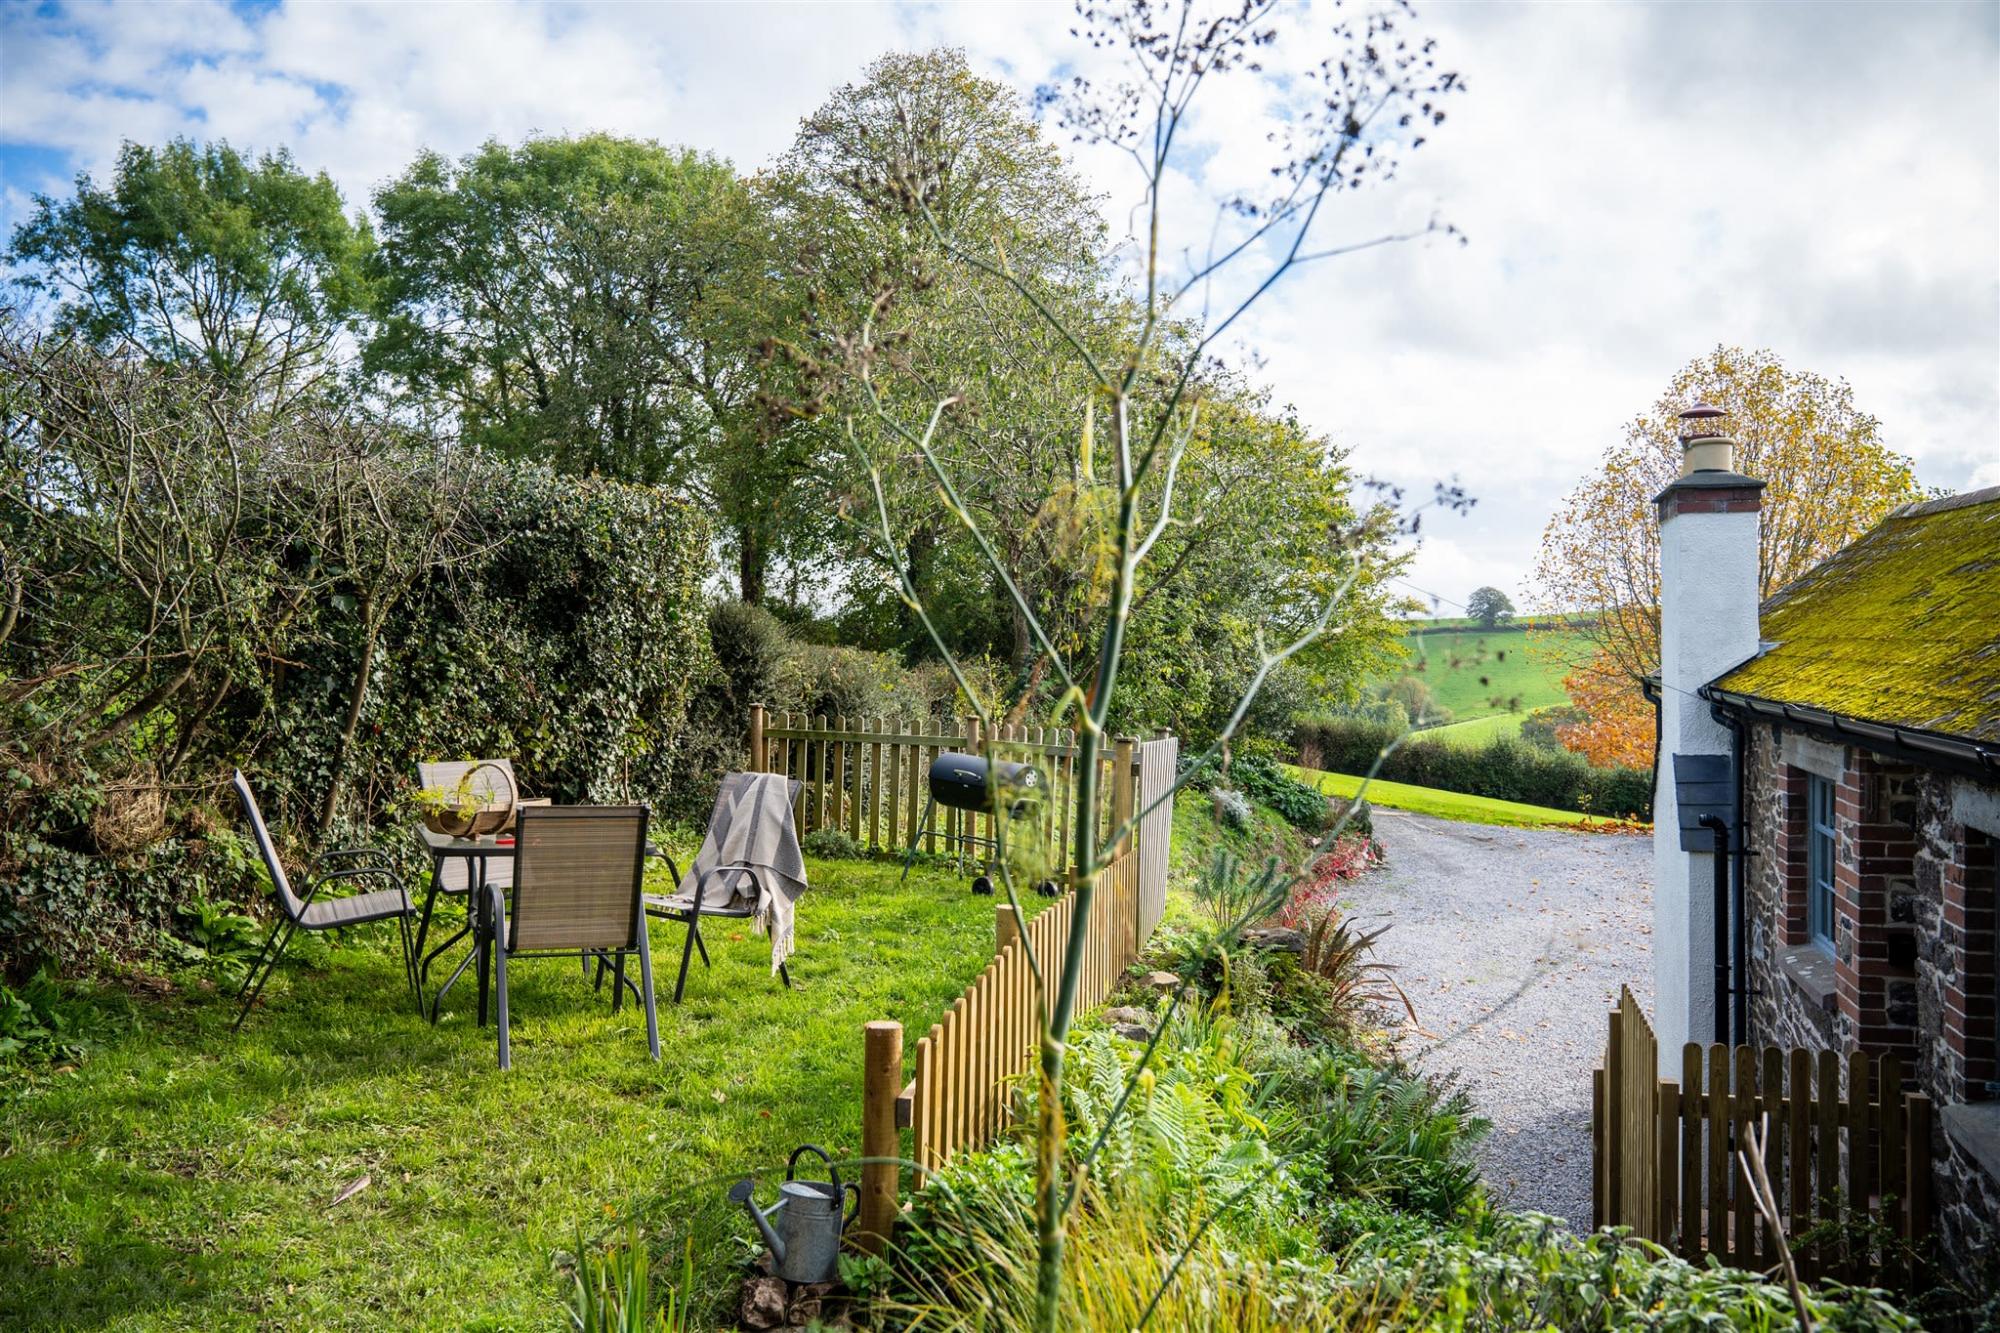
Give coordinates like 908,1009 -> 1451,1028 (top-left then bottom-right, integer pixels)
1592,988 -> 1933,1283
1135,735 -> 1177,943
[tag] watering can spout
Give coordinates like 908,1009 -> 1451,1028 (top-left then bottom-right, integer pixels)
728,1178 -> 787,1264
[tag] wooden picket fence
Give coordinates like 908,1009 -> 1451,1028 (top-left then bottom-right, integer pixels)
849,724 -> 1176,1250
1593,987 -> 1933,1284
751,704 -> 1102,877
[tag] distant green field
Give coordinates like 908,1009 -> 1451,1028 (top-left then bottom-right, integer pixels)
1397,615 -> 1592,633
1414,711 -> 1527,748
1396,626 -> 1590,721
1283,763 -> 1616,830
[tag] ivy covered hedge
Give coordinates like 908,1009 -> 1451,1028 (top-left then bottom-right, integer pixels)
260,468 -> 713,826
1292,716 -> 1653,820
1,416 -> 712,975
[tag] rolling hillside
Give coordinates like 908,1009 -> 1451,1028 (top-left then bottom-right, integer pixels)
1398,624 -> 1591,722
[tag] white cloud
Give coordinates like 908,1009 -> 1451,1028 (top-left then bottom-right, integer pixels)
1,0 -> 1993,607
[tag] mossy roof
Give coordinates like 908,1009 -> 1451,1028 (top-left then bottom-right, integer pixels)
1713,487 -> 2000,743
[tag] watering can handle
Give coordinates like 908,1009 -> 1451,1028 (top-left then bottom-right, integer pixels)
786,1143 -> 840,1193
842,1180 -> 860,1227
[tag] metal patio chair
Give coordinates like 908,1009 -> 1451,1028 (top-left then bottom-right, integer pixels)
229,770 -> 417,1030
639,773 -> 802,1004
486,804 -> 659,1071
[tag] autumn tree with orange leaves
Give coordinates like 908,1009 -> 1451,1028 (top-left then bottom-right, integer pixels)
1534,346 -> 1922,768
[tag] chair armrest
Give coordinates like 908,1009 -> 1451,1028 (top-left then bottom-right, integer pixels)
308,864 -> 411,903
317,847 -> 398,871
645,846 -> 683,887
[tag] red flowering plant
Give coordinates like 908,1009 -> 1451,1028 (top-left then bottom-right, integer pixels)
1274,832 -> 1381,929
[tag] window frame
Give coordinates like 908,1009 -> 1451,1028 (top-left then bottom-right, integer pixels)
1805,773 -> 1837,952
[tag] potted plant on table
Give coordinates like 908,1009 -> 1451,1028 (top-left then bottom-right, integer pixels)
406,762 -> 517,838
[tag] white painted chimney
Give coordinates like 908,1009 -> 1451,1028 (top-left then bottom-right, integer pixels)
1652,403 -> 1764,1071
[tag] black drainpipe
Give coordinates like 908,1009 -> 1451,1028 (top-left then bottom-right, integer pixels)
1699,813 -> 1731,1044
1724,709 -> 1749,1047
1700,703 -> 1753,1046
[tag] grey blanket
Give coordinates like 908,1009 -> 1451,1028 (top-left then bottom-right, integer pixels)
667,772 -> 807,974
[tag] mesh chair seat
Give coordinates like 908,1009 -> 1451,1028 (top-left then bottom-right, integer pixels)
644,891 -> 755,919
301,887 -> 413,929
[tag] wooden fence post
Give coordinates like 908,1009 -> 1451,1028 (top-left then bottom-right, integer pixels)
749,703 -> 766,772
860,1020 -> 904,1255
996,903 -> 1022,956
1113,737 -> 1136,852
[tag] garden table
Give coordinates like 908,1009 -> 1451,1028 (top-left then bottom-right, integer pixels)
414,827 -> 516,1023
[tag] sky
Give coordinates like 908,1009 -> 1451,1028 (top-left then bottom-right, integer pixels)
2,0 -> 1996,616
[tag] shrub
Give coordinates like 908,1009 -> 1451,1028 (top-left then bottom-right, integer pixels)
1291,715 -> 1652,819
1327,795 -> 1373,840
801,827 -> 865,860
0,968 -> 126,1065
561,1222 -> 691,1332
1519,704 -> 1583,751
778,643 -> 936,727
1293,1045 -> 1486,1224
1182,752 -> 1331,832
2,461 -> 713,976
1209,786 -> 1251,831
1232,756 -> 1331,831
1332,1210 -> 1922,1330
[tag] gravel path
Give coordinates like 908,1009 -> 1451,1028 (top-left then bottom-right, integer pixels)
1339,808 -> 1653,1230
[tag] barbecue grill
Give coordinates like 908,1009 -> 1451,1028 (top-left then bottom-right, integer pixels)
901,751 -> 1056,896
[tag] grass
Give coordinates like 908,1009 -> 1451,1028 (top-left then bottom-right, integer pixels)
1392,627 -> 1590,721
0,850 -> 1017,1331
1396,614 -> 1593,633
1410,711 -> 1527,748
1282,763 -> 1624,831
1166,784 -> 1314,889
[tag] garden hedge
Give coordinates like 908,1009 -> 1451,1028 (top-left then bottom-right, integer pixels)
2,462 -> 713,975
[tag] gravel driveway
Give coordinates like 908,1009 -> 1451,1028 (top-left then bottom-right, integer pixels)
1338,808 -> 1653,1230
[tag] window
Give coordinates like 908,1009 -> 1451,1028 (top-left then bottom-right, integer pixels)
1806,774 -> 1837,950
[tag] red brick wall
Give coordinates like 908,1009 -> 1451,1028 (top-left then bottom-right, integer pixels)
1832,755 -> 1922,1072
1942,828 -> 1997,1101
1775,764 -> 1809,945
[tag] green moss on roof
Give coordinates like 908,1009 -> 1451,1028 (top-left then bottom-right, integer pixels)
1714,487 -> 2000,743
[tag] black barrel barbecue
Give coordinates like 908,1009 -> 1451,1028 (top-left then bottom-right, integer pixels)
902,752 -> 1055,895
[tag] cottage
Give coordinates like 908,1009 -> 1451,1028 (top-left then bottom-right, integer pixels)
1649,406 -> 2000,1264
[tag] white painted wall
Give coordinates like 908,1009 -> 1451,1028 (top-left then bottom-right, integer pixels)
1653,502 -> 1761,1072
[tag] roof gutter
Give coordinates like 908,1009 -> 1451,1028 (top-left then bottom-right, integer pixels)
1699,684 -> 2000,781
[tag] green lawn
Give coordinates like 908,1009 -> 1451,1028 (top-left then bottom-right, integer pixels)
1410,711 -> 1527,748
1283,763 -> 1623,830
1394,627 -> 1590,721
0,853 -> 1014,1330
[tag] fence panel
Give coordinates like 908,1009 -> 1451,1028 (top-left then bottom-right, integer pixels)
899,849 -> 1143,1185
1136,734 -> 1178,942
1592,992 -> 1933,1282
774,707 -> 1175,1206
754,705 -> 1096,868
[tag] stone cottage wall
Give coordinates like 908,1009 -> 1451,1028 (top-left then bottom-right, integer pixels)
1739,720 -> 2000,1272
1743,725 -> 1840,1051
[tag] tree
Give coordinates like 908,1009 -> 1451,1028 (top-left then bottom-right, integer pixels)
0,321 -> 477,800
1534,345 -> 1922,765
766,48 -> 1115,644
1466,585 -> 1514,629
7,139 -> 374,404
368,133 -> 824,603
772,51 -> 1407,721
820,6 -> 1462,1325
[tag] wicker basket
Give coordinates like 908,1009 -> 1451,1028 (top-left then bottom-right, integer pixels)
421,761 -> 519,838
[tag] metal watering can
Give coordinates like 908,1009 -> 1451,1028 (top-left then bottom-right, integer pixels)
728,1144 -> 858,1285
